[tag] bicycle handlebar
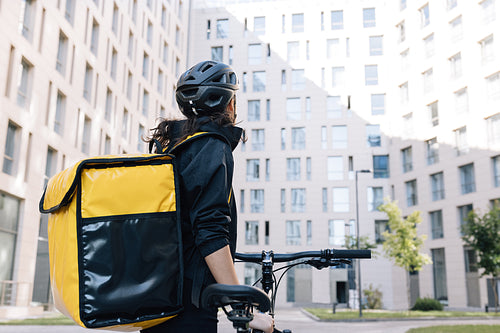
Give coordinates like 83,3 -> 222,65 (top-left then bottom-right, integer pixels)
235,249 -> 371,263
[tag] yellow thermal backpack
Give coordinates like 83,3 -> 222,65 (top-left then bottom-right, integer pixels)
38,134 -> 212,331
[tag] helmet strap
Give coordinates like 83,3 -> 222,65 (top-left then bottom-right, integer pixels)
189,100 -> 198,115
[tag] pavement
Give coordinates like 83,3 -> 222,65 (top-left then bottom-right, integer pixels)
2,309 -> 500,333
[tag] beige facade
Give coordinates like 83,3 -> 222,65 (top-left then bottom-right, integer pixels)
190,0 -> 500,309
0,0 -> 188,317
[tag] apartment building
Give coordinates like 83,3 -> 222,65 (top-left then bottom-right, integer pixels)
190,0 -> 500,309
0,0 -> 188,317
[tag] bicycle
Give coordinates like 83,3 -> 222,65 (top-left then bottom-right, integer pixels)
201,248 -> 371,333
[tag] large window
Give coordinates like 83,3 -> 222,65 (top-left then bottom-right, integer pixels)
327,156 -> 343,180
363,8 -> 376,27
211,46 -> 223,62
248,44 -> 261,65
494,156 -> 500,187
21,0 -> 36,40
327,96 -> 342,118
54,91 -> 66,135
450,16 -> 463,42
83,63 -> 93,102
332,67 -> 345,87
254,16 -> 265,35
431,172 -> 445,201
405,179 -> 418,206
329,220 -> 345,246
17,58 -> 33,109
3,122 -> 21,176
248,100 -> 260,121
449,53 -> 462,79
419,3 -> 430,28
287,42 -> 299,62
82,116 -> 92,155
423,33 -> 435,58
326,39 -> 341,59
250,189 -> 264,213
430,210 -> 444,239
366,125 -> 381,147
454,126 -> 468,155
367,187 -> 384,211
428,101 -> 439,126
459,163 -> 476,194
371,94 -> 385,115
332,187 -> 349,212
423,68 -> 433,93
56,31 -> 69,75
286,220 -> 301,245
253,71 -> 266,92
251,129 -> 265,151
432,248 -> 448,304
458,204 -> 473,230
332,125 -> 347,149
426,137 -> 439,165
373,155 -> 389,178
291,188 -> 306,212
216,19 -> 229,38
291,13 -> 304,33
375,220 -> 389,244
365,65 -> 378,85
0,193 -> 21,286
487,72 -> 500,101
286,158 -> 300,181
291,69 -> 305,90
331,10 -> 344,30
401,146 -> 413,173
245,221 -> 259,245
369,36 -> 383,56
286,98 -> 301,120
480,35 -> 495,65
246,159 -> 260,181
291,127 -> 306,150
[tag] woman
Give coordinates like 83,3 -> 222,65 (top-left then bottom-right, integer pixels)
142,61 -> 273,333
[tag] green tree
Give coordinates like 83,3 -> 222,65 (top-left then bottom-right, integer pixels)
461,204 -> 500,312
344,235 -> 379,258
378,199 -> 432,310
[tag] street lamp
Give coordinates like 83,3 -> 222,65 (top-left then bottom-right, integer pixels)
355,169 -> 371,318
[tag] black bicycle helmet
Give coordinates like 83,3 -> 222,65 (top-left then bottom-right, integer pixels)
175,61 -> 239,117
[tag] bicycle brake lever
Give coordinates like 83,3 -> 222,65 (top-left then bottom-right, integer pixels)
307,258 -> 352,270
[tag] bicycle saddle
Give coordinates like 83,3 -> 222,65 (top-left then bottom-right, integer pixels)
201,284 -> 270,312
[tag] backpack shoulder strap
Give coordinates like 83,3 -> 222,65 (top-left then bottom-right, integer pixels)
167,132 -> 228,154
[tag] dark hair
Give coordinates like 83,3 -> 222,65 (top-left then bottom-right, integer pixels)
145,111 -> 235,153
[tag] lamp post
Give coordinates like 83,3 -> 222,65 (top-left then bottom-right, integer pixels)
355,169 -> 371,318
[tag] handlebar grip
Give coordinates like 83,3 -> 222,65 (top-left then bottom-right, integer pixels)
331,249 -> 371,259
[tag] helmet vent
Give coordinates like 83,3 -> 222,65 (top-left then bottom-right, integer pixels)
182,88 -> 198,98
201,63 -> 214,72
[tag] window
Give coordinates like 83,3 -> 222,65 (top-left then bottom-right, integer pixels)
426,137 -> 439,165
21,0 -> 36,40
161,6 -> 167,29
281,189 -> 286,212
291,188 -> 306,212
321,126 -> 327,149
326,39 -> 341,59
131,0 -> 137,23
104,135 -> 111,155
17,58 -> 33,109
432,248 -> 448,304
142,52 -> 149,79
423,68 -> 433,93
419,4 -> 430,28
368,187 -> 384,212
366,124 -> 381,147
331,10 -> 343,30
211,46 -> 223,62
447,0 -> 457,10
365,65 -> 378,85
322,188 -> 328,212
321,11 -> 324,30
110,48 -> 117,80
126,72 -> 132,100
487,114 -> 500,145
83,63 -> 93,102
142,89 -> 149,116
252,71 -> 266,92
250,189 -> 264,213
494,156 -> 500,187
454,126 -> 468,155
332,125 -> 347,149
371,94 -> 385,115
286,220 -> 301,245
229,45 -> 234,65
248,44 -> 262,65
137,124 -> 145,152
82,116 -> 92,154
430,210 -> 444,239
464,248 -> 478,273
56,31 -> 69,74
216,19 -> 229,38
459,163 -> 476,194
405,179 -> 418,206
481,0 -> 496,24
423,34 -> 435,58
480,35 -> 495,64
291,127 -> 306,150
369,36 -> 383,56
286,98 -> 301,120
122,108 -> 129,139
105,88 -> 113,122
306,157 -> 311,180
265,159 -> 270,181
329,220 -> 345,246
254,16 -> 265,35
375,220 -> 389,244
327,96 -> 342,118
400,0 -> 407,10
305,97 -> 310,120
112,3 -> 119,34
403,113 -> 414,138
431,172 -> 445,201
281,128 -> 286,150
287,158 -> 300,180
248,100 -> 260,121
3,122 -> 21,175
0,195 -> 19,282
332,67 -> 345,87
128,31 -> 134,60
401,146 -> 413,173
243,72 -> 247,92
400,82 -> 409,104
157,69 -> 164,95
281,70 -> 286,91
373,155 -> 389,178
291,13 -> 304,33
450,16 -> 463,42
306,220 -> 312,245
332,187 -> 349,212
240,190 -> 245,212
147,21 -> 153,46
455,88 -> 468,114
245,221 -> 259,245
247,159 -> 260,182
397,21 -> 406,43
291,69 -> 305,90
427,101 -> 439,127
458,204 -> 473,229
175,27 -> 180,47
266,99 -> 271,121
363,8 -> 376,28
251,129 -> 265,151
449,53 -> 462,79
327,156 -> 343,180
54,91 -> 66,135
487,72 -> 500,100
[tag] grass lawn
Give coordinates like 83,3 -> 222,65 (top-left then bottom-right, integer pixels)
0,314 -> 75,325
304,308 -> 500,320
406,325 -> 500,333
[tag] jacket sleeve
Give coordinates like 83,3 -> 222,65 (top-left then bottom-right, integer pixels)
179,137 -> 234,258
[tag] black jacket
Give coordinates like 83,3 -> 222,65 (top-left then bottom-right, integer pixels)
168,118 -> 242,306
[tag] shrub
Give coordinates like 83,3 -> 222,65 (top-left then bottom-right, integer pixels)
411,297 -> 444,311
363,284 -> 383,309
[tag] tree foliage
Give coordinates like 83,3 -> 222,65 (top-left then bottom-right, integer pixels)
344,235 -> 379,258
378,199 -> 432,273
